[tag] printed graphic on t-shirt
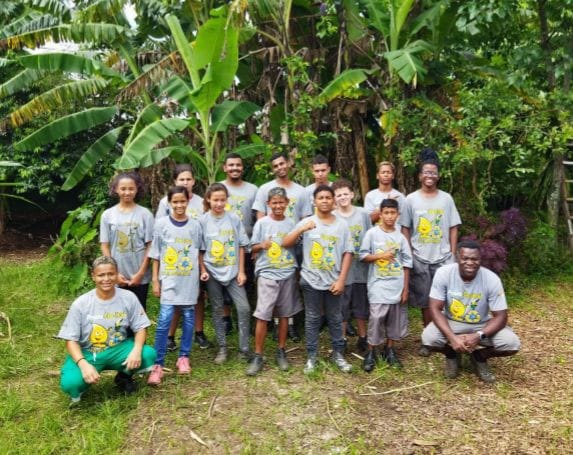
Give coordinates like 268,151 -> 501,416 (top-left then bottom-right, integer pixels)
375,240 -> 401,276
416,210 -> 443,243
309,236 -> 337,271
267,235 -> 295,268
115,223 -> 139,253
210,231 -> 236,266
226,195 -> 246,220
163,242 -> 194,275
448,292 -> 482,323
349,224 -> 364,258
87,312 -> 128,352
286,198 -> 297,221
187,207 -> 200,220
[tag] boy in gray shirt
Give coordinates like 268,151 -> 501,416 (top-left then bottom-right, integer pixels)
360,199 -> 412,371
282,185 -> 354,374
246,187 -> 302,376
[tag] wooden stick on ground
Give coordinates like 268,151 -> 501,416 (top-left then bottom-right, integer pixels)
326,398 -> 344,435
359,381 -> 435,396
208,394 -> 218,419
189,429 -> 208,447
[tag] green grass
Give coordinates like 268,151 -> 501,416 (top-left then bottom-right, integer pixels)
1,257 -> 572,453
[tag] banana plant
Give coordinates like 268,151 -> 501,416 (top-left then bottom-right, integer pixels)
115,6 -> 261,184
357,0 -> 446,85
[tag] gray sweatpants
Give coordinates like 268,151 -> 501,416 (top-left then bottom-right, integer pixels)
422,320 -> 521,352
206,277 -> 251,353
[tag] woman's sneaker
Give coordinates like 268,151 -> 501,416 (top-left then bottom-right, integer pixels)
176,356 -> 191,374
147,365 -> 164,385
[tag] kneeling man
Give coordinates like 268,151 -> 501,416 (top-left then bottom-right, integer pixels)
421,240 -> 520,383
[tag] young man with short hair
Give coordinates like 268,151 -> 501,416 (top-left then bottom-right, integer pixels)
332,179 -> 372,352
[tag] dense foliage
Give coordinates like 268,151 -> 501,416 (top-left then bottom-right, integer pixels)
0,0 -> 572,275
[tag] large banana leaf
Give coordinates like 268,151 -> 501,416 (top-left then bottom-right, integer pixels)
361,0 -> 390,37
9,78 -> 109,127
18,53 -> 121,78
384,40 -> 432,85
190,24 -> 239,114
166,15 -> 200,88
116,118 -> 189,169
61,127 -> 123,191
139,146 -> 194,168
162,76 -> 196,112
1,14 -> 59,39
389,0 -> 415,51
233,143 -> 268,159
0,69 -> 44,98
318,69 -> 369,104
14,106 -> 117,150
343,0 -> 367,43
124,103 -> 163,148
167,13 -> 239,114
2,23 -> 127,50
211,100 -> 259,132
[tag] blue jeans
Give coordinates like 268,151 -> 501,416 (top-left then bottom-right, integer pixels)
300,279 -> 345,357
154,304 -> 195,366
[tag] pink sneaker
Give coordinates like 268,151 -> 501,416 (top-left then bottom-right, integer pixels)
176,356 -> 191,374
147,365 -> 163,385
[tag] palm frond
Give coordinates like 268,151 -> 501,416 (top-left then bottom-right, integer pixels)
0,13 -> 59,39
117,51 -> 183,103
61,126 -> 123,190
0,68 -> 45,98
18,52 -> 122,79
1,23 -> 128,50
9,78 -> 110,128
14,106 -> 118,150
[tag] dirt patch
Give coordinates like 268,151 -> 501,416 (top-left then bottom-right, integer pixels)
123,283 -> 573,454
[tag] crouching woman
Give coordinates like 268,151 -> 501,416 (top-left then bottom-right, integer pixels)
57,256 -> 156,403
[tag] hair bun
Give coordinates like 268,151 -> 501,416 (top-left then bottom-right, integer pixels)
419,147 -> 439,165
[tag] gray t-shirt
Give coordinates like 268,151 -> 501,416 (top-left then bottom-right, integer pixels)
253,180 -> 311,223
429,263 -> 507,324
99,204 -> 154,284
252,216 -> 297,280
200,211 -> 249,283
334,207 -> 372,284
57,288 -> 150,353
155,193 -> 204,221
364,188 -> 406,216
360,227 -> 413,304
401,190 -> 461,263
148,217 -> 203,306
294,215 -> 354,290
219,180 -> 258,237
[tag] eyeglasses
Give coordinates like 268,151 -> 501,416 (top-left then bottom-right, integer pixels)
422,171 -> 439,177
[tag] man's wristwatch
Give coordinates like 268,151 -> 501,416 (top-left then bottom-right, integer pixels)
476,330 -> 487,340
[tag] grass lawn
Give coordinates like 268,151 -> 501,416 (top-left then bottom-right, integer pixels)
0,256 -> 571,454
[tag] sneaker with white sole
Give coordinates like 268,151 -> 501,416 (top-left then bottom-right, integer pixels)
304,356 -> 318,374
176,356 -> 191,374
331,351 -> 352,373
147,364 -> 164,385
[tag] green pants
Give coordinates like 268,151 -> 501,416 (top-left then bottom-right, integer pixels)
60,339 -> 156,399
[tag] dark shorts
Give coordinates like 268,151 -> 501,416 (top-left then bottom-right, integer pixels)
409,256 -> 450,309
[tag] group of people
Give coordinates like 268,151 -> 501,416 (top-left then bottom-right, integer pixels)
57,149 -> 521,403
